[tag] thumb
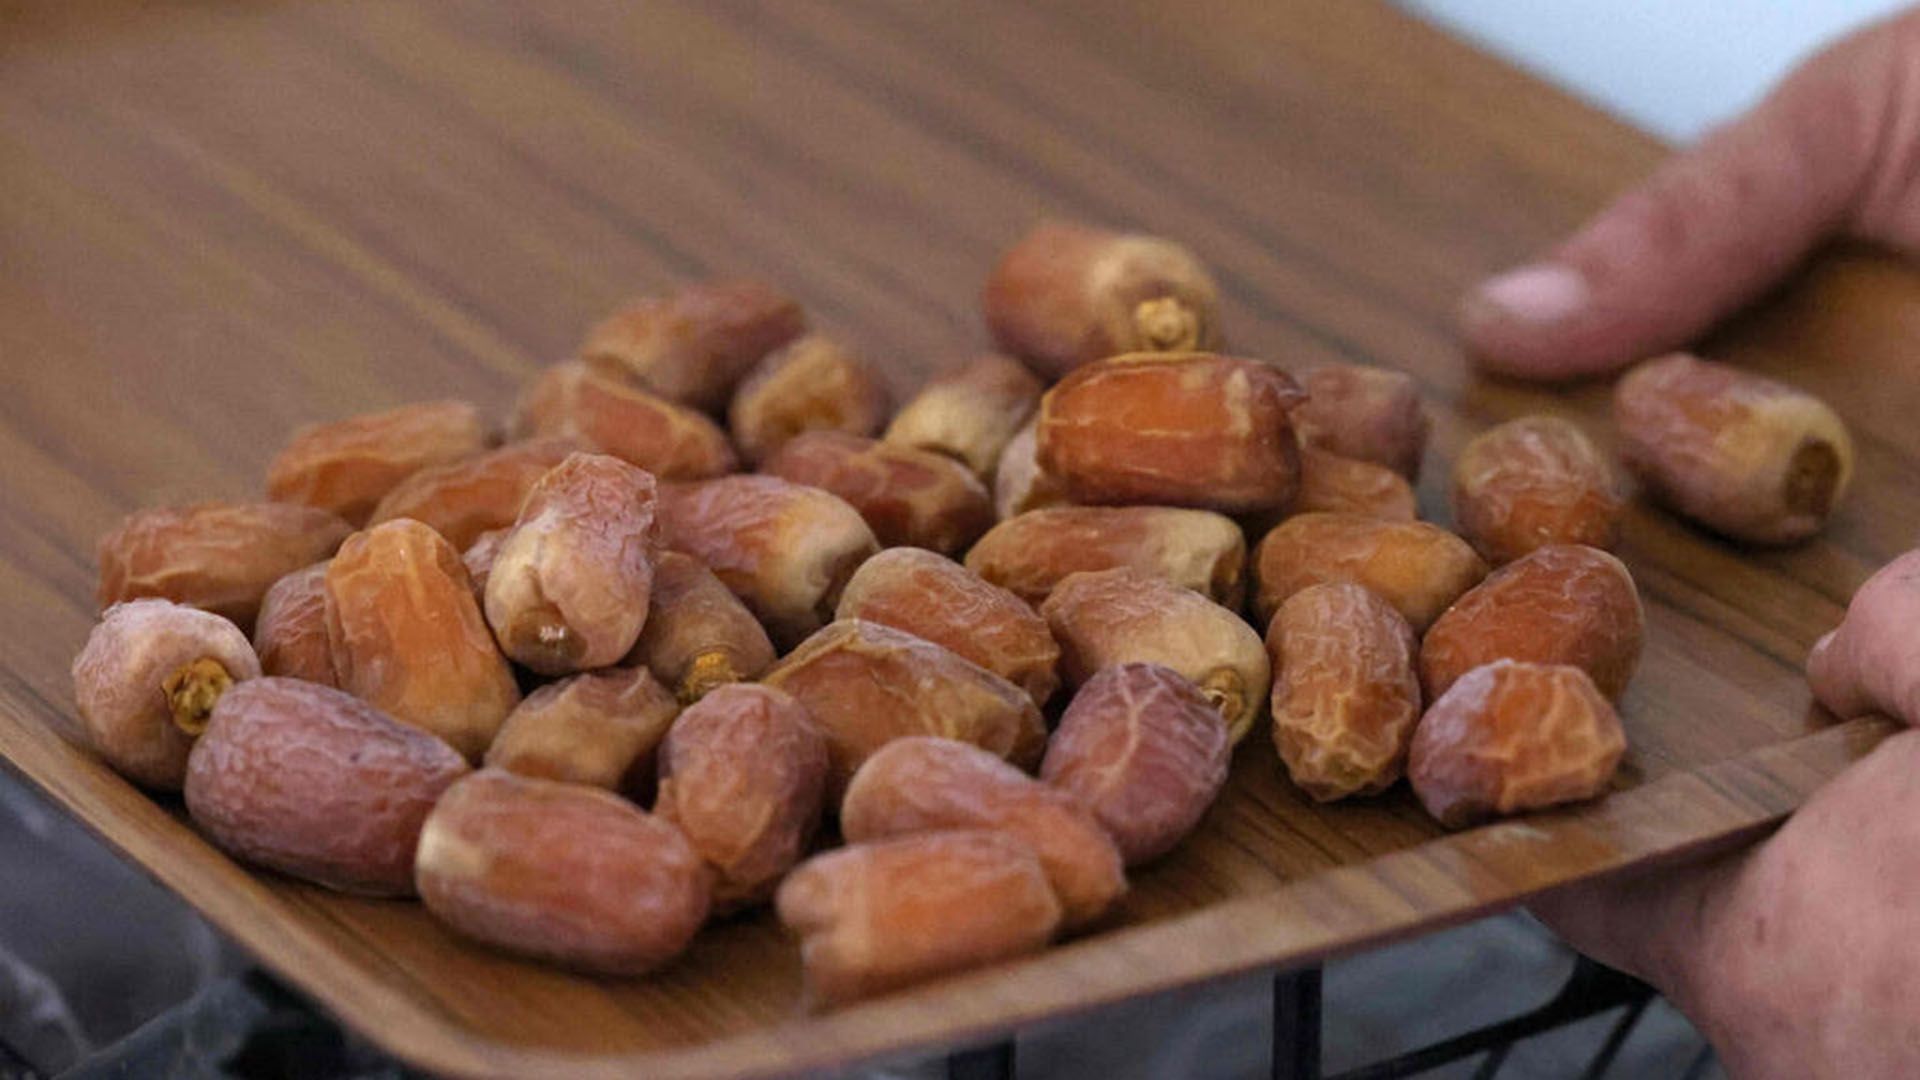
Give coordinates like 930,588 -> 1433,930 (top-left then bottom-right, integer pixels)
1460,15 -> 1907,380
1804,549 -> 1920,726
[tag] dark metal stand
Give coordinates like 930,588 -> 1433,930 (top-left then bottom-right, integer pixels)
1272,966 -> 1323,1080
947,1039 -> 1016,1080
1322,956 -> 1657,1080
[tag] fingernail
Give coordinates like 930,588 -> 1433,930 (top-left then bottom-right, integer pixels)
1468,263 -> 1589,327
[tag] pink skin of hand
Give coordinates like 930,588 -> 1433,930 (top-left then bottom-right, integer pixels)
1531,555 -> 1920,1080
1473,10 -> 1920,1075
1460,9 -> 1920,380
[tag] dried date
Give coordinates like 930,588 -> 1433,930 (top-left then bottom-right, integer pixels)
658,475 -> 878,649
1266,583 -> 1421,801
762,619 -> 1047,796
483,452 -> 659,675
965,505 -> 1246,608
1040,663 -> 1230,865
72,599 -> 261,790
324,519 -> 521,760
1037,352 -> 1305,513
775,830 -> 1061,1006
97,501 -> 352,632
841,737 -> 1126,928
1042,568 -> 1269,744
1613,352 -> 1854,544
762,431 -> 994,555
1408,660 -> 1625,827
1251,512 -> 1486,632
624,550 -> 776,703
415,769 -> 710,974
654,684 -> 828,909
185,677 -> 469,894
265,400 -> 491,525
836,548 -> 1060,708
1418,544 -> 1643,702
579,279 -> 806,412
983,220 -> 1221,380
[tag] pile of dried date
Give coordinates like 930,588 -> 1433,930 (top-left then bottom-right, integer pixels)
69,220 -> 1856,1004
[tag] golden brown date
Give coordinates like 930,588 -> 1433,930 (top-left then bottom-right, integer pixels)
1042,568 -> 1268,744
1451,415 -> 1623,564
324,519 -> 521,760
1408,660 -> 1626,827
625,551 -> 776,703
511,361 -> 736,481
1292,362 -> 1430,480
252,563 -> 335,686
415,769 -> 710,975
1037,353 -> 1305,513
72,599 -> 261,790
1251,512 -> 1487,632
965,505 -> 1246,608
483,452 -> 659,675
1291,445 -> 1418,521
658,475 -> 879,649
775,829 -> 1061,1006
762,619 -> 1047,796
1040,663 -> 1230,865
883,353 -> 1044,478
836,548 -> 1060,708
483,666 -> 679,796
1419,544 -> 1643,702
186,678 -> 469,894
841,737 -> 1126,928
729,335 -> 889,465
1266,583 -> 1421,801
992,418 -> 1069,521
1613,352 -> 1854,544
654,684 -> 828,910
761,431 -> 995,555
97,501 -> 352,632
265,400 -> 492,525
579,279 -> 806,413
368,437 -> 581,551
983,220 -> 1221,380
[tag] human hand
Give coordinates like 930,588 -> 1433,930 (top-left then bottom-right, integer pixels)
1533,551 -> 1920,1079
1460,9 -> 1920,379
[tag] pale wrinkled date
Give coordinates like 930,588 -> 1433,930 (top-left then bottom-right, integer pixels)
1041,663 -> 1230,866
1042,568 -> 1269,745
97,501 -> 352,632
1614,352 -> 1853,544
966,505 -> 1247,608
1409,661 -> 1625,827
983,220 -> 1221,380
483,452 -> 659,675
884,353 -> 1044,478
185,678 -> 469,895
842,737 -> 1126,928
836,548 -> 1060,708
415,769 -> 710,975
1266,583 -> 1421,801
776,830 -> 1061,1007
654,684 -> 828,910
72,599 -> 262,790
580,279 -> 806,413
762,619 -> 1047,796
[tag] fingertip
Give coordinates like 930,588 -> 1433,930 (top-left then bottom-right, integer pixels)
1458,263 -> 1625,381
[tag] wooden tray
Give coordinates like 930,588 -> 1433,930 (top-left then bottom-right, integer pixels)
2,2 -> 1916,1077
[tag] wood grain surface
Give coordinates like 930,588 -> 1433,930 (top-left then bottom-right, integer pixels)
2,2 -> 1916,1077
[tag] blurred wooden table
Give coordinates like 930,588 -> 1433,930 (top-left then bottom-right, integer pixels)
1,2 -> 1915,1077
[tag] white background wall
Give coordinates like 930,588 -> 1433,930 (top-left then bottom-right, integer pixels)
1402,1 -> 1913,141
